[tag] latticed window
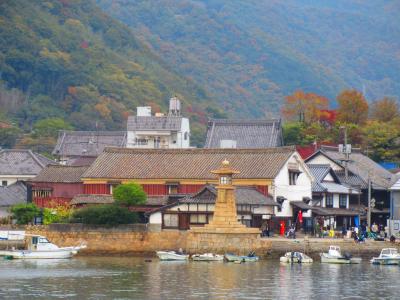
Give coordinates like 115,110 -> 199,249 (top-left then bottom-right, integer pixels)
163,214 -> 178,227
220,176 -> 231,185
190,214 -> 207,224
339,194 -> 347,208
326,194 -> 334,208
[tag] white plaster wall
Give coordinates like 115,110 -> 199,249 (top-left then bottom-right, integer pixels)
273,153 -> 313,217
393,191 -> 400,219
0,175 -> 34,185
253,206 -> 274,215
149,212 -> 162,224
307,155 -> 343,171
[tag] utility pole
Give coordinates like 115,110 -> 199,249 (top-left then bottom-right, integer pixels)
340,126 -> 349,181
367,172 -> 372,228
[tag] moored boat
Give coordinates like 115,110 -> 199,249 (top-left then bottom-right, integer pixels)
280,252 -> 313,264
320,245 -> 361,264
370,248 -> 400,265
156,251 -> 189,261
192,253 -> 224,261
224,252 -> 259,262
3,235 -> 86,259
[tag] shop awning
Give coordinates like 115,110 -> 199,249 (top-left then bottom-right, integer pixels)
291,201 -> 313,211
312,207 -> 360,217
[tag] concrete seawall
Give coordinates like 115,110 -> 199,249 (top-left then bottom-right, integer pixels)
23,225 -> 400,258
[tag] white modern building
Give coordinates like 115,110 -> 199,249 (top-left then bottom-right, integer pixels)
126,97 -> 190,149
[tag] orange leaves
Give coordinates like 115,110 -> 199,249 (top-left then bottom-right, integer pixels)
282,90 -> 329,123
336,89 -> 368,125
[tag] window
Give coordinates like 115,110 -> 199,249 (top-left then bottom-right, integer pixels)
220,176 -> 231,185
289,171 -> 299,185
1,180 -> 7,186
190,214 -> 207,224
163,214 -> 178,228
135,138 -> 148,145
326,194 -> 334,208
184,132 -> 188,140
167,185 -> 179,195
339,194 -> 347,208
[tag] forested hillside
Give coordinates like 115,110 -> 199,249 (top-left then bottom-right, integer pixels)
97,0 -> 400,117
0,0 -> 224,151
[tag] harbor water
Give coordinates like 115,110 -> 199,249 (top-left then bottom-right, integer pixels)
0,256 -> 398,299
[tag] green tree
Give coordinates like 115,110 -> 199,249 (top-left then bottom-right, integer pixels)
32,118 -> 73,138
113,183 -> 147,206
71,205 -> 138,225
0,127 -> 21,148
11,203 -> 40,225
282,122 -> 303,145
362,120 -> 400,161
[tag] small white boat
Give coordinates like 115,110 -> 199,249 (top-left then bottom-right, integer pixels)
320,245 -> 362,264
280,252 -> 313,264
3,235 -> 86,259
224,253 -> 259,262
156,251 -> 189,261
371,248 -> 400,265
192,253 -> 224,261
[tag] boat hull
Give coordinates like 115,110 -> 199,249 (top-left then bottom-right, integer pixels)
192,254 -> 224,261
320,254 -> 361,264
156,251 -> 189,261
9,250 -> 74,259
224,254 -> 259,262
280,252 -> 313,264
371,258 -> 400,265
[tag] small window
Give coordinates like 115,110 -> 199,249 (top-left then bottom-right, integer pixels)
184,132 -> 188,140
135,138 -> 148,145
339,194 -> 347,208
326,194 -> 334,208
163,214 -> 178,228
220,176 -> 231,185
190,214 -> 207,224
167,185 -> 179,195
289,171 -> 299,185
1,180 -> 7,186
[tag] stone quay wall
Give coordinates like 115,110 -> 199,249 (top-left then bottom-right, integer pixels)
25,224 -> 271,255
24,225 -> 399,258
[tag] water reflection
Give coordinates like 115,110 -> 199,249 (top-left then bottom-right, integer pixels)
0,257 -> 399,299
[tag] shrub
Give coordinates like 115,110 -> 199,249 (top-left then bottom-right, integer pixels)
11,203 -> 40,225
113,183 -> 147,206
42,202 -> 74,225
71,204 -> 138,225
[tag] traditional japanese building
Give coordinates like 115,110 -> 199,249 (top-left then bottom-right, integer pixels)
306,146 -> 396,225
81,146 -> 313,231
204,118 -> 283,148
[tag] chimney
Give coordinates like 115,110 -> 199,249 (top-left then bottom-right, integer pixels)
168,97 -> 181,116
137,106 -> 152,117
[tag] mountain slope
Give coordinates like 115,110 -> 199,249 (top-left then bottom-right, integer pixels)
0,0 -> 223,146
97,0 -> 400,117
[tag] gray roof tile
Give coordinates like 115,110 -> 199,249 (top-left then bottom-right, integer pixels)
30,165 -> 89,183
52,131 -> 127,157
82,147 -> 295,180
0,182 -> 27,206
0,149 -> 55,176
127,116 -> 182,131
205,118 -> 283,148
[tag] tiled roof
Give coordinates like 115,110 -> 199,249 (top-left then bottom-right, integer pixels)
158,185 -> 277,208
334,170 -> 367,189
390,178 -> 400,191
82,147 -> 295,180
52,131 -> 127,157
312,207 -> 360,216
204,118 -> 283,148
127,116 -> 182,131
320,146 -> 395,189
70,194 -> 113,205
0,149 -> 56,176
0,182 -> 27,206
30,165 -> 89,183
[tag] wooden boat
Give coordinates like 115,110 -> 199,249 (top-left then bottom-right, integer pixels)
192,253 -> 224,261
320,245 -> 362,264
371,248 -> 400,265
280,252 -> 313,264
224,253 -> 259,262
3,235 -> 86,259
156,251 -> 189,261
